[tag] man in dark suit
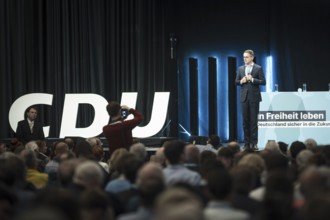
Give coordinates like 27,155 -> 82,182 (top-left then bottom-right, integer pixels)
235,49 -> 266,150
16,106 -> 45,144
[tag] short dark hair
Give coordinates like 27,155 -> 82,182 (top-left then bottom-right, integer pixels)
278,141 -> 288,155
117,153 -> 143,183
206,168 -> 232,200
25,106 -> 38,119
21,149 -> 37,168
244,49 -> 254,57
290,141 -> 306,159
106,101 -> 121,117
217,147 -> 234,159
26,106 -> 38,114
209,135 -> 220,149
163,140 -> 185,164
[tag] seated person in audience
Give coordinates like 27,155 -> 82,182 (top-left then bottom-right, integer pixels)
183,144 -> 200,172
72,160 -> 105,192
200,150 -> 217,165
57,158 -> 80,188
129,142 -> 148,162
296,149 -> 314,174
80,189 -> 115,220
227,141 -> 241,154
278,141 -> 289,156
0,154 -> 36,214
304,138 -> 318,153
45,141 -> 69,186
263,140 -> 281,154
288,141 -> 307,181
303,197 -> 330,220
207,134 -> 223,150
73,140 -> 94,159
194,134 -> 221,154
0,142 -> 7,155
258,170 -> 298,220
238,154 -> 266,200
64,137 -> 76,151
105,153 -> 144,214
230,166 -> 261,216
87,137 -> 110,173
153,187 -> 204,220
108,148 -> 129,180
249,152 -> 288,202
20,149 -> 48,189
204,168 -> 250,220
163,140 -> 201,187
25,140 -> 49,172
149,146 -> 166,167
105,153 -> 143,194
217,147 -> 234,170
9,138 -> 24,154
117,162 -> 165,219
299,166 -> 330,207
288,141 -> 307,164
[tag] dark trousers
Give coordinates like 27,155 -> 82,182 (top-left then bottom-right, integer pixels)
241,100 -> 259,145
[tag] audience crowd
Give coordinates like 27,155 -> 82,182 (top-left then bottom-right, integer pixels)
1,135 -> 330,220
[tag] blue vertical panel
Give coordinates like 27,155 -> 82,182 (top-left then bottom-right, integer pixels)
198,56 -> 208,135
213,54 -> 229,141
190,58 -> 199,136
265,55 -> 277,92
208,57 -> 217,135
218,55 -> 229,141
178,57 -> 191,140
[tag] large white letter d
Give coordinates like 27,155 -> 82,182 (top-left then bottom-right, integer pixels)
59,94 -> 109,138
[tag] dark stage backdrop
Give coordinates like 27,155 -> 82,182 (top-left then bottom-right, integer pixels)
0,0 -> 177,139
1,0 -> 330,143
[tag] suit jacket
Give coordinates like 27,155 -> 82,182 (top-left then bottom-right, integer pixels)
235,64 -> 266,103
16,119 -> 45,144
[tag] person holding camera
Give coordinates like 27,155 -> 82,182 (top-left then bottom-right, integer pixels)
103,101 -> 144,157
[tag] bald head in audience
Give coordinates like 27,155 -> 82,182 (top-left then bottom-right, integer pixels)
136,162 -> 164,184
227,141 -> 241,154
304,138 -> 318,153
135,162 -> 165,211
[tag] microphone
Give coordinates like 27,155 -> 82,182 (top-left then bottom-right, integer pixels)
247,72 -> 251,82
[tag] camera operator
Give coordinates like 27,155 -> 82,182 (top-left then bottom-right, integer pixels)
103,101 -> 144,157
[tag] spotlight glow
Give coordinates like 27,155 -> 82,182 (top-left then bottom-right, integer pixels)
265,56 -> 275,92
